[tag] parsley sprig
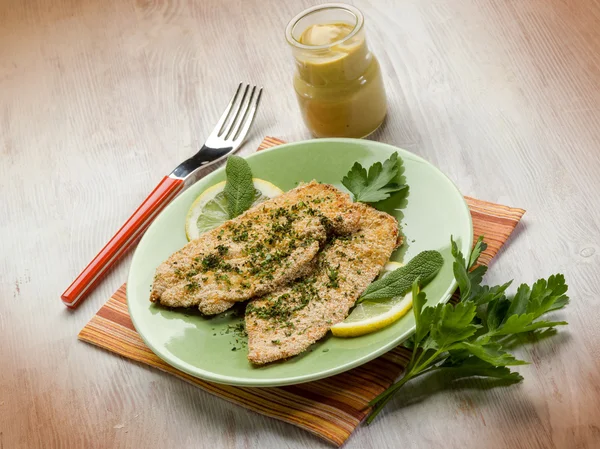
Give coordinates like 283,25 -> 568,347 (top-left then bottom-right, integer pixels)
342,152 -> 408,203
366,236 -> 569,423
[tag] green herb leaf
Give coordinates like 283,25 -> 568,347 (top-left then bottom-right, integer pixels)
366,235 -> 570,423
449,341 -> 527,366
473,281 -> 512,307
224,155 -> 255,218
439,357 -> 524,382
468,265 -> 488,290
527,274 -> 569,316
359,250 -> 444,301
468,236 -> 488,269
429,301 -> 479,348
451,237 -> 472,301
506,284 -> 531,317
491,313 -> 567,336
483,296 -> 510,331
479,274 -> 569,338
342,152 -> 408,203
412,280 -> 434,347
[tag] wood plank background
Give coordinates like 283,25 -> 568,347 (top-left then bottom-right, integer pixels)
1,0 -> 599,448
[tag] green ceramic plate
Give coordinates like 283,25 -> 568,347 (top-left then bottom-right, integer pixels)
128,139 -> 473,386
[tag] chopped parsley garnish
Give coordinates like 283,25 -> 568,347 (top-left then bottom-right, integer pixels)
327,265 -> 340,288
201,254 -> 221,270
184,281 -> 199,292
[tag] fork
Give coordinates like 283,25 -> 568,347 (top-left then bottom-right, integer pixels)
62,83 -> 263,309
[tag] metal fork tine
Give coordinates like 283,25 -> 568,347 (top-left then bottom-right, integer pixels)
221,84 -> 249,138
226,85 -> 256,141
232,87 -> 262,144
213,83 -> 242,138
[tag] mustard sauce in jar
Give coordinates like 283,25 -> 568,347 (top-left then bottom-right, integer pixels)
286,4 -> 387,138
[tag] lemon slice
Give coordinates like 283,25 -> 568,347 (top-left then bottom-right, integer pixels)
331,262 -> 414,337
185,178 -> 283,240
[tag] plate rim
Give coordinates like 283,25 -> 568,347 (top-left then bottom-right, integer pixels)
128,138 -> 473,387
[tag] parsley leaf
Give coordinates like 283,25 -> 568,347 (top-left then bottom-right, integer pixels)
468,235 -> 487,269
438,357 -> 524,382
429,302 -> 479,348
366,235 -> 570,424
490,314 -> 567,336
342,152 -> 408,203
412,280 -> 434,347
451,236 -> 472,301
224,155 -> 255,218
449,342 -> 527,366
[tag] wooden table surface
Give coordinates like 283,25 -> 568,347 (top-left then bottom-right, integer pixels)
2,0 -> 600,447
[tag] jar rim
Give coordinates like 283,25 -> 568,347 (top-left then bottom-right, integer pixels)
285,3 -> 364,50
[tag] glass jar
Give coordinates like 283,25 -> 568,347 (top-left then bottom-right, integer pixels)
285,3 -> 387,138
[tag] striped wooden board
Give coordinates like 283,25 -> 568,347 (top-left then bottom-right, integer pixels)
79,137 -> 525,447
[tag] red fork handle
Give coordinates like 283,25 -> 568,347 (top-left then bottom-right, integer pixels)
61,176 -> 185,309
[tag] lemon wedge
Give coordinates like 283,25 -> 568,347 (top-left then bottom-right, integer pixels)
185,178 -> 283,240
330,262 -> 414,337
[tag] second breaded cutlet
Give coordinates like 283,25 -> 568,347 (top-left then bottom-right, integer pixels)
245,202 -> 400,365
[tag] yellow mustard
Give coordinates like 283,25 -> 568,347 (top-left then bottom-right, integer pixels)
286,5 -> 387,138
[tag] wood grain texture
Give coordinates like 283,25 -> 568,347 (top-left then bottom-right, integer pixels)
1,0 -> 599,448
